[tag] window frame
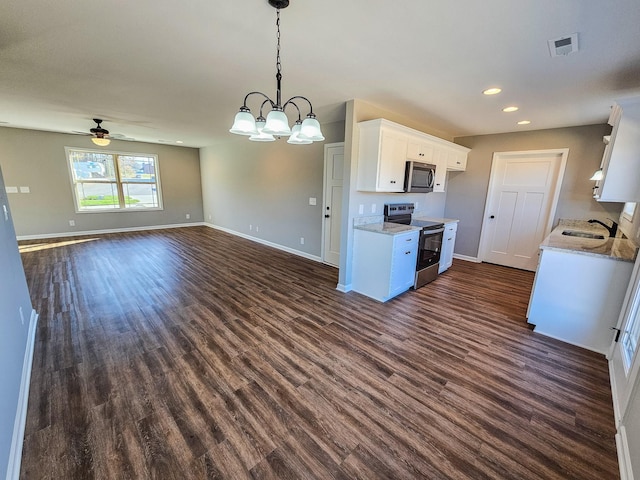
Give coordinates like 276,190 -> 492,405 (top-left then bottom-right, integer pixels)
65,147 -> 163,213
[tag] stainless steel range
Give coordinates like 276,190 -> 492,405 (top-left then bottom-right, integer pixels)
384,203 -> 445,288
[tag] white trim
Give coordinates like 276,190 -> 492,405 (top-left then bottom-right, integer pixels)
205,223 -> 323,263
336,283 -> 352,293
453,253 -> 481,263
533,329 -> 608,355
615,426 -> 634,480
609,360 -> 624,426
16,222 -> 204,241
6,309 -> 38,480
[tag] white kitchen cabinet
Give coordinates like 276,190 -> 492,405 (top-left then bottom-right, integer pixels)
439,221 -> 458,273
594,99 -> 640,202
407,138 -> 435,162
356,119 -> 408,192
432,148 -> 447,193
357,119 -> 470,193
446,149 -> 468,171
527,248 -> 633,354
352,228 -> 419,302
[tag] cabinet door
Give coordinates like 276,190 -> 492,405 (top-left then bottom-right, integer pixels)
432,148 -> 447,192
390,232 -> 419,295
446,150 -> 467,171
407,140 -> 435,163
438,222 -> 457,273
377,130 -> 408,191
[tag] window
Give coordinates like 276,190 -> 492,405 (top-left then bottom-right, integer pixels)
66,148 -> 162,212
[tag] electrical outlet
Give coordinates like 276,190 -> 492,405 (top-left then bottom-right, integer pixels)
256,226 -> 259,232
359,204 -> 364,215
208,214 -> 212,220
250,224 -> 253,231
186,213 -> 190,220
371,203 -> 376,213
19,307 -> 24,325
415,202 -> 419,210
69,220 -> 75,227
300,237 -> 305,245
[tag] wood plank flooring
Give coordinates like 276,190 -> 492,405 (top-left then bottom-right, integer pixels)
18,226 -> 619,479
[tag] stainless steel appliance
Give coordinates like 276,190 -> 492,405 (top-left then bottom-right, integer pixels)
384,203 -> 444,288
404,161 -> 436,193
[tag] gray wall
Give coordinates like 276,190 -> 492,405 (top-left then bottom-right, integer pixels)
0,127 -> 204,238
448,124 -> 623,258
199,120 -> 345,258
0,166 -> 35,479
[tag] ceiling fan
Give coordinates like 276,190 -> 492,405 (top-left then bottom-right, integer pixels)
89,118 -> 110,146
71,118 -> 136,145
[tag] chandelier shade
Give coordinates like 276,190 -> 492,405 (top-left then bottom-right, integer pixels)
249,118 -> 276,142
229,1 -> 323,144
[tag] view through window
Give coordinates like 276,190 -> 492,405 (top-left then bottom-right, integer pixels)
66,148 -> 162,212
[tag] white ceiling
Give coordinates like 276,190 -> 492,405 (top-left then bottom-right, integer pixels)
1,0 -> 640,147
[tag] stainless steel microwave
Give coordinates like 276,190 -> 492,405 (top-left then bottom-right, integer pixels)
404,161 -> 436,193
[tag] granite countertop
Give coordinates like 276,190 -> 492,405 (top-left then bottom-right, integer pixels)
540,220 -> 638,262
354,222 -> 421,235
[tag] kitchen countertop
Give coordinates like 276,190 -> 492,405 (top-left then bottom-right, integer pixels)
354,222 -> 421,235
540,220 -> 638,262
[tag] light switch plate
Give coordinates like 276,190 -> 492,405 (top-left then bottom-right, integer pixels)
309,197 -> 317,206
5,186 -> 18,194
19,186 -> 30,193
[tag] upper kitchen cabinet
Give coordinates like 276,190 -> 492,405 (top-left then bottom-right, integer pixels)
593,99 -> 640,202
357,119 -> 408,192
356,118 -> 470,193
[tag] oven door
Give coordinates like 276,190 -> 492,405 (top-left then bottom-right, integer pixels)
417,226 -> 444,270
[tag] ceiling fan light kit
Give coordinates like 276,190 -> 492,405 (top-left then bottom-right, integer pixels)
229,0 -> 324,144
90,118 -> 111,146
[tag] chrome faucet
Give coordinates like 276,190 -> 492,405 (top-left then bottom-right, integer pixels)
588,218 -> 618,238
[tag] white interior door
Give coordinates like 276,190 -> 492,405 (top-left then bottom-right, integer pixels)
479,149 -> 568,271
609,256 -> 640,426
322,143 -> 344,267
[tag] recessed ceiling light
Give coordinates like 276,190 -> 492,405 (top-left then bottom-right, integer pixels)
517,120 -> 531,125
503,106 -> 519,112
176,140 -> 184,144
483,88 -> 502,95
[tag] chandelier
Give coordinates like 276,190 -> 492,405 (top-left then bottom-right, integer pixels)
229,0 -> 324,144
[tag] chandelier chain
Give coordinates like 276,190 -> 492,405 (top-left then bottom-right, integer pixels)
276,9 -> 282,77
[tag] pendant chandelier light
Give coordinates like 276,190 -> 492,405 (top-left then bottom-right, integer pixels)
229,0 -> 324,144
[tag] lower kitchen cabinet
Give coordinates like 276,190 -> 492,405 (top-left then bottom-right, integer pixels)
352,228 -> 419,302
439,221 -> 458,273
527,248 -> 633,354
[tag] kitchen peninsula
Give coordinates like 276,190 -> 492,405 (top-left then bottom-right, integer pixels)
527,220 -> 638,354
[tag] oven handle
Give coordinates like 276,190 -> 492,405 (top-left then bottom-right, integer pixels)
422,227 -> 445,235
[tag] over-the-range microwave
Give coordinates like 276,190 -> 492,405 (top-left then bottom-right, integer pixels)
404,161 -> 435,193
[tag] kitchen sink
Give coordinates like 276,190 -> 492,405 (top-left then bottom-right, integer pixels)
562,230 -> 605,240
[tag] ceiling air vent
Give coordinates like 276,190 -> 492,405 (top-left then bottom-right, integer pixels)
548,33 -> 579,57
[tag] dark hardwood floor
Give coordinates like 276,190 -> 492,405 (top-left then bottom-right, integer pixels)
18,226 -> 619,479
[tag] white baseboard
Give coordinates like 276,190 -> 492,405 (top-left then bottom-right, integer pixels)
531,328 -> 608,356
6,309 -> 38,480
16,222 -> 205,241
336,283 -> 352,293
453,253 -> 481,263
205,223 -> 323,263
616,426 -> 634,480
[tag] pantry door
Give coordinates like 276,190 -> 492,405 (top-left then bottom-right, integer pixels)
478,149 -> 568,271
